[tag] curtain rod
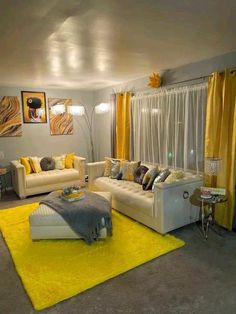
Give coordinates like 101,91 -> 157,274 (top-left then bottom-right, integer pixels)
163,67 -> 236,87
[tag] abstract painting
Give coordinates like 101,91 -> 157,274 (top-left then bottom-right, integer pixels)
0,96 -> 22,137
21,91 -> 47,123
48,98 -> 73,135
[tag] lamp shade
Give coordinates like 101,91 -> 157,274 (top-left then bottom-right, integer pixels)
204,157 -> 222,176
95,103 -> 110,114
67,105 -> 85,116
50,104 -> 65,115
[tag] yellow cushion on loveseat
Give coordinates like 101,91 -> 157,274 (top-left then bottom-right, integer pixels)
65,153 -> 75,169
29,157 -> 42,173
20,157 -> 32,175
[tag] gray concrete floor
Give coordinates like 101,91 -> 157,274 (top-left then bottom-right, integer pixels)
0,191 -> 236,314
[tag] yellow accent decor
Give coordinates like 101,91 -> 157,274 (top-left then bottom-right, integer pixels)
65,152 -> 75,168
205,70 -> 236,229
0,203 -> 184,311
148,72 -> 161,88
20,157 -> 32,175
116,92 -> 131,160
29,157 -> 42,173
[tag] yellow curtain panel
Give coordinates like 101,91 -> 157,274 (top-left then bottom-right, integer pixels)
115,92 -> 131,160
205,70 -> 236,229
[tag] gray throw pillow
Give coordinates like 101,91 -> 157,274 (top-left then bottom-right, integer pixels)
40,157 -> 55,171
134,165 -> 149,184
142,168 -> 159,190
152,168 -> 171,191
110,160 -> 121,179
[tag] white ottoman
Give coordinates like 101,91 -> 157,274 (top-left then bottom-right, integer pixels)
29,191 -> 112,240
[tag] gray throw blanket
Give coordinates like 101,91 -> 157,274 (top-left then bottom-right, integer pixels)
40,190 -> 112,244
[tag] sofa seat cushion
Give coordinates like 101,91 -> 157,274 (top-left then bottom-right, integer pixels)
26,169 -> 80,188
93,177 -> 154,216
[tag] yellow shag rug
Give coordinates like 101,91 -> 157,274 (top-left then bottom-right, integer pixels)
0,203 -> 184,310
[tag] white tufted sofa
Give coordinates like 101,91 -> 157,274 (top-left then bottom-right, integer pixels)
11,156 -> 86,199
87,161 -> 203,234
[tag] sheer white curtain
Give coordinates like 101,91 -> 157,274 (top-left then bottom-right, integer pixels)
131,83 -> 207,172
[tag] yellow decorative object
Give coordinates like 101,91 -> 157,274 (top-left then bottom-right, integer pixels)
116,92 -> 131,160
148,72 -> 161,88
65,152 -> 75,168
20,157 -> 32,175
0,203 -> 184,311
205,70 -> 236,230
29,157 -> 42,173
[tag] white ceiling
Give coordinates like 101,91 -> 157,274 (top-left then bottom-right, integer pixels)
0,0 -> 236,90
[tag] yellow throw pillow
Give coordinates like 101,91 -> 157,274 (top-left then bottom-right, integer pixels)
119,160 -> 141,181
53,155 -> 65,170
65,153 -> 75,169
20,157 -> 32,175
165,170 -> 184,183
29,157 -> 42,173
104,157 -> 113,177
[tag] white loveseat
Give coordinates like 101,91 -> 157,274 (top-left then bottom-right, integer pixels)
87,161 -> 203,234
11,156 -> 86,199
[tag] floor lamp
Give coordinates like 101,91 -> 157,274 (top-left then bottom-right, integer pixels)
68,103 -> 110,162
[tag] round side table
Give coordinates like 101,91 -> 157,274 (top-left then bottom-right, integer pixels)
197,194 -> 227,239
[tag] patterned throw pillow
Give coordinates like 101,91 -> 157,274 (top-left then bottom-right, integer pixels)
53,155 -> 66,170
119,160 -> 141,181
142,166 -> 159,190
104,157 -> 123,177
29,157 -> 42,173
40,157 -> 55,171
104,157 -> 113,177
65,153 -> 75,169
165,170 -> 184,183
110,160 -> 121,179
134,165 -> 149,184
20,157 -> 32,175
152,168 -> 171,191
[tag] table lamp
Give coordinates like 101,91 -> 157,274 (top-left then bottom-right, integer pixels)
201,157 -> 224,199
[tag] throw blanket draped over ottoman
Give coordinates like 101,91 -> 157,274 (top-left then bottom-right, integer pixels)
39,190 -> 112,244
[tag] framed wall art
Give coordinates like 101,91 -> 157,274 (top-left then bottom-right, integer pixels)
48,98 -> 73,135
0,96 -> 22,137
21,91 -> 47,123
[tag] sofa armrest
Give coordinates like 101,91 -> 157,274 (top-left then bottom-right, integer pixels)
87,161 -> 105,190
152,175 -> 203,233
10,160 -> 26,199
74,156 -> 86,187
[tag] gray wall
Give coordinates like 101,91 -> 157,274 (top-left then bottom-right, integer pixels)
93,50 -> 236,161
1,50 -> 236,166
0,86 -> 95,167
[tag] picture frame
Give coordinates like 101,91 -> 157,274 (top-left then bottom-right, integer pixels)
21,91 -> 47,123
